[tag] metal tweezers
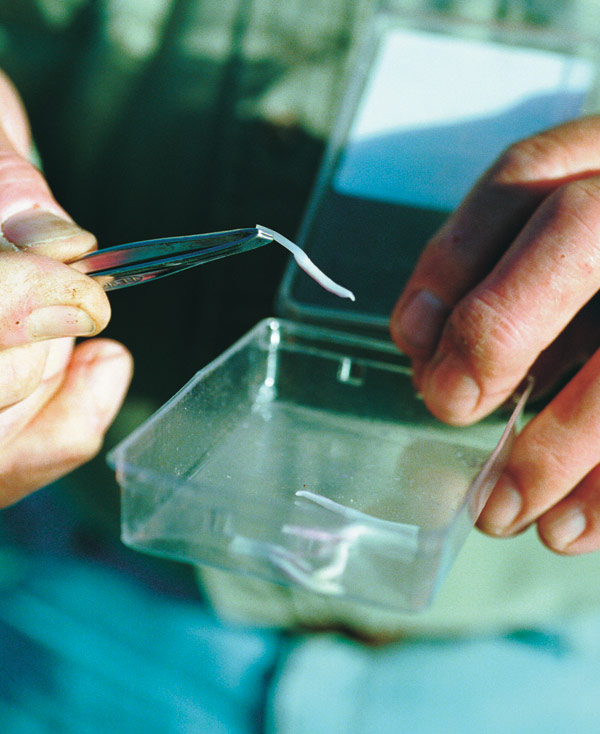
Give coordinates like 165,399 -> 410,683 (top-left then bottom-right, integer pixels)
70,227 -> 274,291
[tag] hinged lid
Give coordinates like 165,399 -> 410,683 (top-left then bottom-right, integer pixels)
277,12 -> 598,334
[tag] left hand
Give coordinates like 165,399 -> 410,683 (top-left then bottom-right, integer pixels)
0,70 -> 133,506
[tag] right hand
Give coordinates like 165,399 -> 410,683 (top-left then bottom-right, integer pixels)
0,70 -> 132,507
389,115 -> 600,556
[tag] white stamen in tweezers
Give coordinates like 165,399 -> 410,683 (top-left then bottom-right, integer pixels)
256,224 -> 355,302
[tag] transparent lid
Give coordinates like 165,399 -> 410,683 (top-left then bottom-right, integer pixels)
278,11 -> 599,333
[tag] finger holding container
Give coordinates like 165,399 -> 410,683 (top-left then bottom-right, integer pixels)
390,117 -> 600,422
389,116 -> 600,555
479,347 -> 600,554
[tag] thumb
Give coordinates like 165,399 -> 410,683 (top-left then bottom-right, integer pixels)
2,208 -> 96,263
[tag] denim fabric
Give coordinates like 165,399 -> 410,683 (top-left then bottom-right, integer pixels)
0,487 -> 283,734
268,631 -> 600,734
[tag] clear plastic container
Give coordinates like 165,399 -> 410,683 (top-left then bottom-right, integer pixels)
109,318 -> 528,612
109,11 -> 594,612
278,12 -> 599,332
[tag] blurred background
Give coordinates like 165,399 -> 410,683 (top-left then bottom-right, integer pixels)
1,0 -> 598,545
2,1 -> 600,731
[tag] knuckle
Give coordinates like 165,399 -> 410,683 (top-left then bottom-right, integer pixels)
493,132 -> 566,183
518,424 -> 578,496
445,293 -> 525,379
528,437 -> 570,482
551,179 -> 600,244
538,180 -> 600,293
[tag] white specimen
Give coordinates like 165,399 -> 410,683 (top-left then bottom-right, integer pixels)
257,224 -> 355,302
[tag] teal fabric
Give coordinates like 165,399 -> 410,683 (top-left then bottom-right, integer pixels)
2,486 -> 600,733
0,487 -> 283,734
268,632 -> 600,734
0,561 -> 278,733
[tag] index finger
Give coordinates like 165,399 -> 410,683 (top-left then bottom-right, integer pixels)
421,173 -> 600,425
390,116 -> 600,361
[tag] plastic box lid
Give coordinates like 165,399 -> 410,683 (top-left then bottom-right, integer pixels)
278,13 -> 598,333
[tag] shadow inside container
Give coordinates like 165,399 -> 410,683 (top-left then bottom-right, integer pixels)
334,89 -> 586,210
285,89 -> 586,325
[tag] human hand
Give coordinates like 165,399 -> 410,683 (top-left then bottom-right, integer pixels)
390,116 -> 600,555
0,71 -> 132,506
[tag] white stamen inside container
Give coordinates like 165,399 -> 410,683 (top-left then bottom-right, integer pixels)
257,224 -> 355,302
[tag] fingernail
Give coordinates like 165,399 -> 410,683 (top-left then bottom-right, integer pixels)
391,290 -> 449,354
479,476 -> 523,534
544,508 -> 586,551
1,209 -> 93,251
424,352 -> 480,422
26,306 -> 96,340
